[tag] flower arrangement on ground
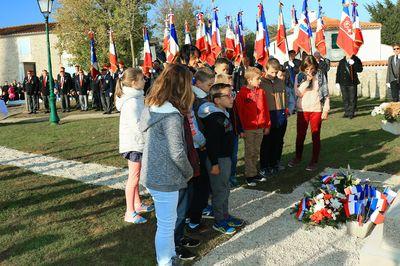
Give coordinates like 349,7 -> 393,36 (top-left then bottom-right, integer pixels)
292,170 -> 398,229
371,102 -> 400,135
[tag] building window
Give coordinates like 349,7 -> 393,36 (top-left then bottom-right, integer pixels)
331,33 -> 339,49
17,38 -> 31,57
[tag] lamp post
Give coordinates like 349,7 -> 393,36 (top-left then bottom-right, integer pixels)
37,0 -> 59,125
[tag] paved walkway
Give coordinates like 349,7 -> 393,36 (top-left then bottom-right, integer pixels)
0,146 -> 398,265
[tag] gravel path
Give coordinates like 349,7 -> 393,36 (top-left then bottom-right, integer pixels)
1,146 -> 397,265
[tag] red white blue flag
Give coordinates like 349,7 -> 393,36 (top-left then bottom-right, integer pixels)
315,3 -> 327,56
163,16 -> 169,53
142,26 -> 152,75
211,7 -> 222,59
109,29 -> 118,73
205,20 -> 215,66
291,5 -> 300,52
254,3 -> 270,66
295,0 -> 312,55
276,2 -> 288,55
167,13 -> 179,63
88,31 -> 100,79
225,16 -> 235,60
337,0 -> 354,56
352,1 -> 364,55
184,20 -> 192,45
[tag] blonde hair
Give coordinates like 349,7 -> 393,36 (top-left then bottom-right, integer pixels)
244,67 -> 262,81
114,68 -> 143,99
145,64 -> 194,114
215,73 -> 233,85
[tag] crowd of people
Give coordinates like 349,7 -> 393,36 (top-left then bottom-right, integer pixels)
114,44 -> 367,266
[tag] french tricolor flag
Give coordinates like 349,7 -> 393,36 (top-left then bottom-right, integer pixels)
296,198 -> 308,220
184,20 -> 192,45
205,20 -> 215,66
88,31 -> 100,79
225,16 -> 235,60
109,29 -> 118,73
352,1 -> 364,55
337,0 -> 355,56
234,20 -> 243,64
315,3 -> 327,56
291,5 -> 300,53
142,26 -> 152,76
383,187 -> 397,205
295,0 -> 312,55
196,12 -> 208,62
163,16 -> 170,53
167,13 -> 179,63
276,2 -> 288,55
321,175 -> 333,184
369,209 -> 385,224
254,3 -> 270,66
211,7 -> 222,59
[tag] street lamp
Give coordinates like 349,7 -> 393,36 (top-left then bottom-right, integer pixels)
37,0 -> 59,125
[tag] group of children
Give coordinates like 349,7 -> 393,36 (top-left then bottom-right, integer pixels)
116,49 -> 330,265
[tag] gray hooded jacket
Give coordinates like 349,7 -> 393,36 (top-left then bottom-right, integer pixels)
139,101 -> 193,192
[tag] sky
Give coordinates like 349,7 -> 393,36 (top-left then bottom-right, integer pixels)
0,0 -> 375,30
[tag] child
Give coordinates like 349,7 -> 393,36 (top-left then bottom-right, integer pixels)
235,67 -> 271,186
259,59 -> 288,178
214,57 -> 230,75
140,64 -> 194,266
115,68 -> 154,224
288,55 -> 330,171
198,83 -> 243,235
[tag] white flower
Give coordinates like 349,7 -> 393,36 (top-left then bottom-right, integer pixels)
314,199 -> 325,212
330,198 -> 342,210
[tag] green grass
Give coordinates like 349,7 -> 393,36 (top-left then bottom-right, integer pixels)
1,97 -> 399,193
0,165 -> 231,265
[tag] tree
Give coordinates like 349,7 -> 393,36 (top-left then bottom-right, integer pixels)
154,0 -> 201,46
54,0 -> 155,69
366,0 -> 400,45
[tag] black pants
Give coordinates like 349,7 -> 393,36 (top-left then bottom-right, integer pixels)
175,188 -> 189,246
340,85 -> 358,116
42,95 -> 50,111
92,90 -> 102,110
101,93 -> 112,113
260,121 -> 287,169
187,149 -> 210,224
390,81 -> 400,102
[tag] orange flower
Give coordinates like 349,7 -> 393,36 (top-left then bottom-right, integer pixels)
310,211 -> 324,223
324,194 -> 333,200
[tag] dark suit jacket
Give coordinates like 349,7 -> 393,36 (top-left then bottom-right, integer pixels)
56,73 -> 73,95
90,74 -> 101,93
284,59 -> 302,88
335,55 -> 363,86
386,55 -> 400,83
39,75 -> 54,96
23,76 -> 40,95
74,74 -> 90,95
100,73 -> 114,95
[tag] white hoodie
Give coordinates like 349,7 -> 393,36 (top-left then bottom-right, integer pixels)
116,86 -> 145,153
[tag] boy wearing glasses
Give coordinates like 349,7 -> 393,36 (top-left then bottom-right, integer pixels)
198,83 -> 243,235
235,67 -> 271,186
387,43 -> 400,102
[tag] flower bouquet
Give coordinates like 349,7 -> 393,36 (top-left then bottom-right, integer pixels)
292,170 -> 398,235
371,102 -> 400,135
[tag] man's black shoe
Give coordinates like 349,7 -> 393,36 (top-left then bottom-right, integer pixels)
180,236 -> 201,248
175,246 -> 196,261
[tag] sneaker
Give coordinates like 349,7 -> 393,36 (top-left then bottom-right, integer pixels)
306,163 -> 318,172
259,168 -> 271,179
180,236 -> 201,248
202,205 -> 213,219
186,222 -> 207,233
253,175 -> 267,182
226,216 -> 244,228
246,177 -> 257,187
175,246 -> 196,261
213,221 -> 236,235
124,211 -> 147,224
288,158 -> 301,168
136,203 -> 155,214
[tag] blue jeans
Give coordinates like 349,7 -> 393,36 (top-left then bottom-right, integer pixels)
148,188 -> 179,266
175,188 -> 189,245
230,135 -> 239,184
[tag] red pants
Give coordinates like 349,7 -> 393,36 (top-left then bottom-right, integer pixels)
296,112 -> 322,163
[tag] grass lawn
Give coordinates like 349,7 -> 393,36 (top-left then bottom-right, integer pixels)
0,165 -> 230,265
1,97 -> 399,193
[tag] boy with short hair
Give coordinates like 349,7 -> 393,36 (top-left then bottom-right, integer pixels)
235,67 -> 271,186
259,58 -> 288,177
214,58 -> 230,75
198,83 -> 243,235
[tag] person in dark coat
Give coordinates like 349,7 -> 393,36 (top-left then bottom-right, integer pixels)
71,65 -> 81,109
89,67 -> 102,111
23,70 -> 40,114
314,51 -> 331,80
386,43 -> 400,102
56,67 -> 73,112
100,67 -> 114,114
74,68 -> 90,111
335,54 -> 363,119
39,69 -> 54,113
1,81 -> 9,103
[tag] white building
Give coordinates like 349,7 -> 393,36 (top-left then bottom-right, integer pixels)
270,16 -> 393,63
0,23 -> 74,83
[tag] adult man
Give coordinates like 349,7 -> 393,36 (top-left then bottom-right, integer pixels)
336,53 -> 363,119
56,67 -> 73,112
89,67 -> 102,111
386,43 -> 400,102
23,70 -> 40,114
284,50 -> 302,88
100,67 -> 113,114
314,51 -> 331,80
1,81 -> 9,103
71,65 -> 81,109
39,70 -> 54,113
74,68 -> 90,111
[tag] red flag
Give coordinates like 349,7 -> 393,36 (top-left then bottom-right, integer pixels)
196,13 -> 208,62
211,7 -> 222,60
225,16 -> 235,60
291,5 -> 300,53
277,3 -> 288,55
254,4 -> 270,66
295,0 -> 313,55
109,29 -> 118,73
352,2 -> 364,55
142,27 -> 152,75
315,4 -> 327,56
166,13 -> 180,63
337,0 -> 355,56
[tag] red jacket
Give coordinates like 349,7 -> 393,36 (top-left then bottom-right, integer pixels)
235,86 -> 271,130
